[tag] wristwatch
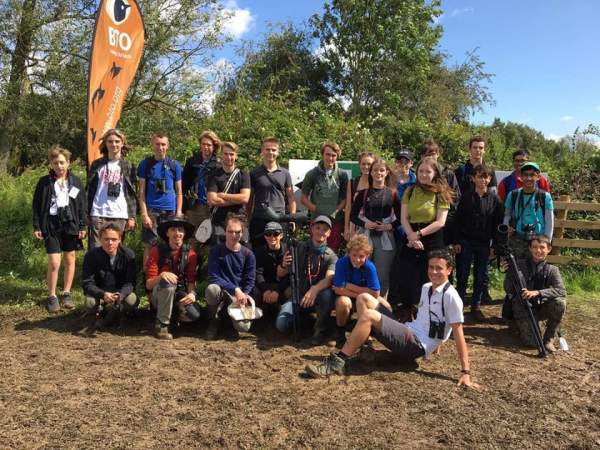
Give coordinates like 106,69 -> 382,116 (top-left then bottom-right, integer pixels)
416,230 -> 422,238
461,369 -> 470,375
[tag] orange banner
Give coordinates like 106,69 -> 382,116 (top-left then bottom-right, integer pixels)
87,0 -> 145,165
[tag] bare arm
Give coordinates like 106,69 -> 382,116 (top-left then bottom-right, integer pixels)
175,180 -> 183,216
286,186 -> 297,214
451,323 -> 478,388
344,179 -> 352,235
218,188 -> 250,205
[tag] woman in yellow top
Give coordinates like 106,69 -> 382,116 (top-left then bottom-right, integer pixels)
392,157 -> 455,316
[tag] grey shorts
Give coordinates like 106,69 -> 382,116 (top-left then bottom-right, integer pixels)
372,304 -> 426,360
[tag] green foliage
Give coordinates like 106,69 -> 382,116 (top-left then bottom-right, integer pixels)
218,23 -> 330,106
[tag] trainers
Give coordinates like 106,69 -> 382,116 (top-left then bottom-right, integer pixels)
155,325 -> 173,340
46,296 -> 60,313
305,352 -> 346,378
60,292 -> 74,309
205,319 -> 220,340
544,340 -> 557,353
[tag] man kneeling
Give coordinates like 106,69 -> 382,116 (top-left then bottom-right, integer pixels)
82,223 -> 138,328
305,249 -> 477,387
504,235 -> 566,353
145,217 -> 201,340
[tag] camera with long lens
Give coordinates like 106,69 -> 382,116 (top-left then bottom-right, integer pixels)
107,181 -> 121,198
57,206 -> 73,224
155,178 -> 167,193
428,320 -> 446,339
261,203 -> 310,228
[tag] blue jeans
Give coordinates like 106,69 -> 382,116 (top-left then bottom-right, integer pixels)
456,240 -> 490,307
275,288 -> 334,334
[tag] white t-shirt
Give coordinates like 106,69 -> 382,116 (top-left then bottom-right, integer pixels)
408,282 -> 464,356
49,180 -> 70,215
91,160 -> 128,219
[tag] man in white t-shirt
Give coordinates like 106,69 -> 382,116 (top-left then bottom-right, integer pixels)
87,129 -> 138,248
305,249 -> 478,388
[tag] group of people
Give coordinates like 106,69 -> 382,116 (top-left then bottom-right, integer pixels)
31,129 -> 568,387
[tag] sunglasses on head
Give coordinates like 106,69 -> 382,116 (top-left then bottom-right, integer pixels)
264,231 -> 281,237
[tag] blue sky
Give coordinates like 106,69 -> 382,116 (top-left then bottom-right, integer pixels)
218,0 -> 600,140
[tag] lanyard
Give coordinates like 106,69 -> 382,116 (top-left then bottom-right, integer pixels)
428,282 -> 450,321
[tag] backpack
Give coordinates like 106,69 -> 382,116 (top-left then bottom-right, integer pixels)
508,189 -> 546,223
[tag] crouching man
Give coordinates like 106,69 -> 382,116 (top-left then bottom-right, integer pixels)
82,223 -> 138,328
205,214 -> 256,339
276,215 -> 338,345
145,217 -> 201,340
504,235 -> 566,353
305,249 -> 478,388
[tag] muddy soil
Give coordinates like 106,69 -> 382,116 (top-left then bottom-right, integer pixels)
0,300 -> 598,449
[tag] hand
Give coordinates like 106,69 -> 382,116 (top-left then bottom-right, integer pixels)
454,244 -> 462,254
300,287 -> 316,308
343,228 -> 353,242
142,214 -> 153,229
34,230 -> 43,240
457,373 -> 481,389
103,292 -> 119,303
126,218 -> 136,231
263,290 -> 279,304
508,226 -> 515,235
160,271 -> 178,284
234,288 -> 248,306
406,231 -> 419,242
289,222 -> 296,233
179,294 -> 195,306
521,288 -> 540,300
282,251 -> 292,268
78,230 -> 87,240
489,248 -> 495,259
409,240 -> 424,251
365,221 -> 377,230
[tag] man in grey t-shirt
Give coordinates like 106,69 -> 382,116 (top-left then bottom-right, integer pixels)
248,137 -> 296,248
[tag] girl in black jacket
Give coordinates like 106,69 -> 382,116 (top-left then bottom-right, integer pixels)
32,145 -> 87,312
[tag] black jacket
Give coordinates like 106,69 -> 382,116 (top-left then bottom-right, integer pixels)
182,153 -> 221,212
254,243 -> 290,294
453,190 -> 503,245
32,171 -> 87,235
87,157 -> 138,218
82,245 -> 137,300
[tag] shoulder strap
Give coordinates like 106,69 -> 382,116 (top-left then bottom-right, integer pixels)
537,190 -> 546,217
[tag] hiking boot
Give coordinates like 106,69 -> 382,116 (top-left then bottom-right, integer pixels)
155,325 -> 173,340
60,292 -> 74,309
544,340 -> 557,353
305,352 -> 346,378
469,306 -> 485,321
335,326 -> 346,349
205,319 -> 220,340
46,296 -> 60,313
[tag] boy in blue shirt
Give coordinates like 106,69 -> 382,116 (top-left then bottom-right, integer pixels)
503,162 -> 554,259
333,234 -> 380,348
138,132 -> 183,267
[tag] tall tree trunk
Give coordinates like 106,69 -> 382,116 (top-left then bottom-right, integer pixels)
0,0 -> 37,172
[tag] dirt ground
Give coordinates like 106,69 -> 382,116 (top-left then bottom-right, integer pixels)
0,296 -> 598,450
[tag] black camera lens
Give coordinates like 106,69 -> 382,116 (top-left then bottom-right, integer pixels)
155,178 -> 167,193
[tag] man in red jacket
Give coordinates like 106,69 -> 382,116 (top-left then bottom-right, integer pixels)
498,149 -> 550,202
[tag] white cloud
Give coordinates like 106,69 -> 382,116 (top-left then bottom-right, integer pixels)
547,133 -> 564,142
560,115 -> 574,122
222,1 -> 254,39
450,7 -> 474,18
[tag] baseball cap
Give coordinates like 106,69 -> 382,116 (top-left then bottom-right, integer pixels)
520,162 -> 541,173
395,149 -> 414,161
312,215 -> 332,229
264,222 -> 283,233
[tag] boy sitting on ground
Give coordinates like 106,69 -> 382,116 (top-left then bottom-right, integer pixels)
305,249 -> 478,388
332,234 -> 380,348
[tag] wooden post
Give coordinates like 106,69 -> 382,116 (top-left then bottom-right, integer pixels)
551,194 -> 570,255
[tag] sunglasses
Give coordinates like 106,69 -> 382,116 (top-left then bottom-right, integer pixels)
264,231 -> 281,237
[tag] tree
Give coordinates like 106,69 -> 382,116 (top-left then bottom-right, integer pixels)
311,0 -> 443,118
217,23 -> 330,106
0,0 -> 230,169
